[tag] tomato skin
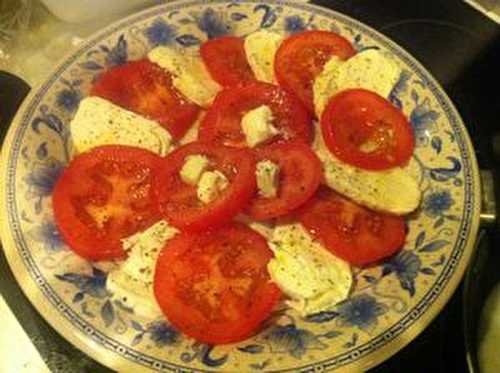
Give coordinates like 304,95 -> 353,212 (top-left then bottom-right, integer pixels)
247,142 -> 322,220
52,145 -> 163,261
198,81 -> 313,147
154,223 -> 282,344
153,141 -> 256,232
200,36 -> 255,87
321,88 -> 415,170
90,59 -> 200,139
298,187 -> 406,267
274,30 -> 356,113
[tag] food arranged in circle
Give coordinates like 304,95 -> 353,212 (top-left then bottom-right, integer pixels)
53,29 -> 420,345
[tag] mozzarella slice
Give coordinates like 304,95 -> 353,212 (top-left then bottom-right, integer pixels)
256,160 -> 280,198
148,47 -> 221,108
180,154 -> 210,186
235,214 -> 275,239
241,105 -> 278,147
268,223 -> 352,316
313,124 -> 421,215
179,113 -> 202,145
106,220 -> 178,318
197,170 -> 228,204
244,30 -> 283,83
70,97 -> 173,156
313,49 -> 401,118
313,56 -> 344,117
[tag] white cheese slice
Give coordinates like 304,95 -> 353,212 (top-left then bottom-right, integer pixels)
313,56 -> 344,118
179,113 -> 202,145
235,214 -> 275,239
70,96 -> 173,156
313,123 -> 421,215
106,220 -> 178,318
268,223 -> 352,316
244,30 -> 283,83
148,46 -> 221,108
313,49 -> 401,118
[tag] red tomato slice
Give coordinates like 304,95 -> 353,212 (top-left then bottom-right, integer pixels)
153,141 -> 256,231
299,187 -> 406,267
321,88 -> 415,170
247,142 -> 322,220
274,30 -> 356,113
200,36 -> 255,87
52,145 -> 162,260
154,223 -> 282,344
198,81 -> 312,147
90,59 -> 200,139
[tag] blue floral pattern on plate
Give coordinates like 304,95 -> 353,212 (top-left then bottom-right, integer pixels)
28,220 -> 65,252
0,1 -> 480,372
284,15 -> 308,33
335,294 -> 388,331
197,8 -> 230,38
130,320 -> 179,347
144,18 -> 179,46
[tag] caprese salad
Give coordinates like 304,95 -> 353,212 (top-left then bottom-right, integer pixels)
51,29 -> 421,345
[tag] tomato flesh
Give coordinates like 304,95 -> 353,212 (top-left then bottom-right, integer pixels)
52,145 -> 162,260
299,187 -> 406,267
275,30 -> 356,113
198,81 -> 312,147
153,141 -> 256,232
91,59 -> 200,139
247,142 -> 322,220
154,223 -> 282,344
321,88 -> 415,170
200,36 -> 255,87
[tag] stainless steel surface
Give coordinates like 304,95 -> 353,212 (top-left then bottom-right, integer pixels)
480,170 -> 497,227
465,0 -> 500,23
463,230 -> 487,373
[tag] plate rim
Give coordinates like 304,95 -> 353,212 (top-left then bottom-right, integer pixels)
0,0 -> 482,371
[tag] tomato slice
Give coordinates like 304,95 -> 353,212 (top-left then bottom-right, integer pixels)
154,223 -> 282,344
321,88 -> 415,170
52,145 -> 162,260
200,36 -> 255,87
198,81 -> 312,147
90,59 -> 200,139
247,142 -> 322,220
153,141 -> 256,231
274,30 -> 356,113
298,187 -> 406,267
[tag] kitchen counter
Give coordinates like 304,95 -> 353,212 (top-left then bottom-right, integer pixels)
0,2 -> 147,87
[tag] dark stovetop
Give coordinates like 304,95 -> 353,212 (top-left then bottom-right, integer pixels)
1,1 -> 499,372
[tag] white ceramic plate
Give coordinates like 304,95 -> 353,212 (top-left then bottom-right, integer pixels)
0,1 -> 481,371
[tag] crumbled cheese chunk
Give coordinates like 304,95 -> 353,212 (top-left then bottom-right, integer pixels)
256,160 -> 280,198
197,170 -> 229,204
241,105 -> 278,147
180,154 -> 210,185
